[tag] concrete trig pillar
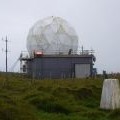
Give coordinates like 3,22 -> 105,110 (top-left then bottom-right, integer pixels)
100,79 -> 120,110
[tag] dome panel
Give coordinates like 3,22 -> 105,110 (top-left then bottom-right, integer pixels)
27,16 -> 78,56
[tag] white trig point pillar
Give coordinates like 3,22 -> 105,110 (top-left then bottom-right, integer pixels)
100,79 -> 120,110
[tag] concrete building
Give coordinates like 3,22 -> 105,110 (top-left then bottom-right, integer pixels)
20,17 -> 96,79
20,51 -> 96,79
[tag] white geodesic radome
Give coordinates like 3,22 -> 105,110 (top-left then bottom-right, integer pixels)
27,16 -> 78,56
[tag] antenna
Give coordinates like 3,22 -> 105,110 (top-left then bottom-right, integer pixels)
81,45 -> 84,54
5,36 -> 8,73
2,36 -> 9,81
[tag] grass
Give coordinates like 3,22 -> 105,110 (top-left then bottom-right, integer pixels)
0,73 -> 120,120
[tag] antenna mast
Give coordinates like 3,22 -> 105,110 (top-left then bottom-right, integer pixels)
5,36 -> 8,74
2,36 -> 9,76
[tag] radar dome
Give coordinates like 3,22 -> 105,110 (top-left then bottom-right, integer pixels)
27,16 -> 78,56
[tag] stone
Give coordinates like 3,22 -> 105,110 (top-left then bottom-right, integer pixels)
100,79 -> 120,110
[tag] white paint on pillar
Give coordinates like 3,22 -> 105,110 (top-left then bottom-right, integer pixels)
100,79 -> 120,110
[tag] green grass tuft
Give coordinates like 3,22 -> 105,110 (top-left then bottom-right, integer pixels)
0,73 -> 119,120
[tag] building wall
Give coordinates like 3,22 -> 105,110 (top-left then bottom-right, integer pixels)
27,55 -> 93,79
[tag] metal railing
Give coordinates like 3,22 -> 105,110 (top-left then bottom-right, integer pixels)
20,49 -> 95,59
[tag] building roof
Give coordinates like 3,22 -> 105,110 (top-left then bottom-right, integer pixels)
20,54 -> 94,61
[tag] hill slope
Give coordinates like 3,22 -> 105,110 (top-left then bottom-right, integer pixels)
0,73 -> 120,120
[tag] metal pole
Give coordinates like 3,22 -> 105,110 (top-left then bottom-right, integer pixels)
5,36 -> 8,83
6,36 -> 8,74
2,36 -> 9,86
82,45 -> 83,54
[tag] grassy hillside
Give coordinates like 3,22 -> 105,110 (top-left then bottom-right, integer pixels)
0,73 -> 120,120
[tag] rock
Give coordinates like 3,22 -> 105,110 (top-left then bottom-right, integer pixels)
100,79 -> 120,110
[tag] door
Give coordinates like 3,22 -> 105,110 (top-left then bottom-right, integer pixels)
75,64 -> 90,78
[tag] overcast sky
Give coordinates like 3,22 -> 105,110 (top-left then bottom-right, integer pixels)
0,0 -> 120,73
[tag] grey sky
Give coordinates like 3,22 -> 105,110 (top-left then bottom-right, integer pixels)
0,0 -> 120,73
